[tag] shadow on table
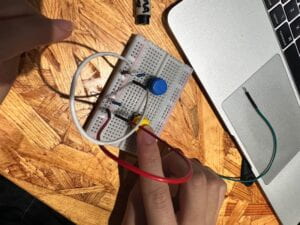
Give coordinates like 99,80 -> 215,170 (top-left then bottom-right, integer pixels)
0,175 -> 74,225
108,151 -> 139,225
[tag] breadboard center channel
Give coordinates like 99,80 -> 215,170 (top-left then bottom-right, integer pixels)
85,35 -> 193,153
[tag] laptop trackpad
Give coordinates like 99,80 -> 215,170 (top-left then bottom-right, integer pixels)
222,55 -> 300,184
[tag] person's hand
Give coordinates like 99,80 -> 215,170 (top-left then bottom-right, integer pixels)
122,127 -> 227,225
0,0 -> 73,103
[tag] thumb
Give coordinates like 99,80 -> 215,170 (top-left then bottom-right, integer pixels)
0,15 -> 73,62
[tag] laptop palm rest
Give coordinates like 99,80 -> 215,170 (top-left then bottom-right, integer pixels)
222,55 -> 300,184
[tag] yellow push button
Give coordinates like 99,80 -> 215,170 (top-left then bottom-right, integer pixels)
132,116 -> 150,128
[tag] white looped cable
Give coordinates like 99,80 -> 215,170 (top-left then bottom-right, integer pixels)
70,52 -> 149,145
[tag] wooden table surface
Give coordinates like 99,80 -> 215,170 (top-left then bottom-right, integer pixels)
0,0 -> 280,224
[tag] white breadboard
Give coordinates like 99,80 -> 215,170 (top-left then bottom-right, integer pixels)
85,35 -> 193,153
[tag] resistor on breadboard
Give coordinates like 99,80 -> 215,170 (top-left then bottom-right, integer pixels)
84,34 -> 193,153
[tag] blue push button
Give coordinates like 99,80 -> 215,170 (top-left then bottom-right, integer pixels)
147,78 -> 168,96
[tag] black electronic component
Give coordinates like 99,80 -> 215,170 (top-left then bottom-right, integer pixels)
111,100 -> 122,106
132,80 -> 147,90
135,0 -> 151,25
136,15 -> 150,25
240,158 -> 256,187
243,87 -> 258,109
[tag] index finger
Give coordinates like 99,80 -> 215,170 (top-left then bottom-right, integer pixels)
136,127 -> 177,225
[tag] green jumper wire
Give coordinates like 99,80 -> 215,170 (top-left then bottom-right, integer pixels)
218,87 -> 278,183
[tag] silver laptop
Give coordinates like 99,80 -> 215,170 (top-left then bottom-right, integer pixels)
168,0 -> 300,224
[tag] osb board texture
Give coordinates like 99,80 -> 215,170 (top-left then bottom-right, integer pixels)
0,0 -> 279,224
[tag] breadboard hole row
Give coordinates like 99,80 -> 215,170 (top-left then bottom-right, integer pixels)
130,41 -> 144,59
178,72 -> 190,86
159,62 -> 181,85
120,85 -> 145,109
145,95 -> 164,121
101,118 -> 128,141
88,111 -> 107,136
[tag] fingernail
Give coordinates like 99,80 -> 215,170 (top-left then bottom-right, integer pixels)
140,126 -> 156,145
53,19 -> 73,33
